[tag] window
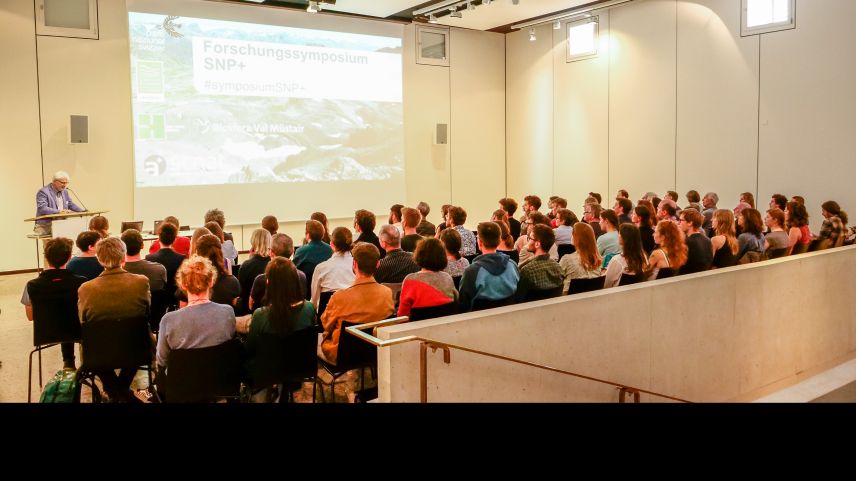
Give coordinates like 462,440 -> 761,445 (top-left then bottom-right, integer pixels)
741,0 -> 795,36
567,17 -> 599,62
416,26 -> 449,67
36,0 -> 99,39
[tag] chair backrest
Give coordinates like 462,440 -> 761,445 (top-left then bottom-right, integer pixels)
165,338 -> 243,402
567,276 -> 605,295
521,286 -> 563,303
471,296 -> 513,312
618,273 -> 643,286
149,289 -> 173,333
335,321 -> 377,371
121,221 -> 144,233
766,247 -> 789,259
80,316 -> 152,370
409,302 -> 459,322
654,268 -> 674,280
317,290 -> 335,317
451,275 -> 462,290
250,327 -> 318,388
791,242 -> 809,255
464,254 -> 479,265
31,289 -> 81,347
557,244 -> 576,259
381,282 -> 403,308
739,250 -> 766,265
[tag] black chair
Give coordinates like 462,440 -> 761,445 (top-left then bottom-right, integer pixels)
451,275 -> 462,290
557,244 -> 576,260
149,289 -> 173,334
382,282 -> 403,310
471,296 -> 513,312
618,273 -> 643,286
791,242 -> 809,255
567,276 -> 605,295
317,320 -> 377,403
163,338 -> 243,403
520,286 -> 563,303
654,268 -> 675,280
247,327 -> 318,403
766,247 -> 789,259
76,316 -> 154,403
27,299 -> 81,403
499,250 -> 519,263
408,302 -> 459,322
317,291 -> 335,318
464,254 -> 479,265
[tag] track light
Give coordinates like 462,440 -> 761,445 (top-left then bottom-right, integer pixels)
449,7 -> 462,18
528,28 -> 536,41
428,14 -> 438,24
553,20 -> 561,29
306,1 -> 319,13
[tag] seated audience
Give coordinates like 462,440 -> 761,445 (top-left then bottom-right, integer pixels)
548,197 -> 568,228
22,237 -> 86,369
494,219 -> 519,263
353,209 -> 384,259
121,229 -> 167,293
436,204 -> 452,234
375,224 -> 420,284
448,206 -> 477,257
739,192 -> 756,209
588,192 -> 603,205
686,190 -> 701,209
389,204 -> 404,235
596,209 -> 621,265
785,201 -> 811,254
67,230 -> 104,280
149,216 -> 190,256
710,209 -> 740,268
77,237 -> 151,402
736,208 -> 765,262
145,223 -> 184,300
816,201 -> 848,250
614,197 -> 633,225
583,201 -> 604,238
499,198 -> 522,240
156,255 -> 235,398
237,229 -> 272,314
516,212 -> 559,265
701,192 -> 719,235
205,208 -> 234,243
250,233 -> 307,310
311,227 -> 355,311
458,222 -> 520,312
604,224 -> 648,288
554,209 -> 577,246
519,195 -> 542,235
440,228 -> 470,279
398,238 -> 458,317
617,189 -> 630,199
241,257 -> 316,387
633,204 -> 656,256
204,221 -> 235,273
657,199 -> 679,223
416,201 -> 436,237
764,208 -> 790,252
400,207 -> 424,253
190,234 -> 240,309
560,223 -> 602,294
679,208 -> 713,274
293,219 -> 333,297
319,243 -> 393,364
665,191 -> 679,203
88,215 -> 109,239
261,215 -> 279,236
770,194 -> 788,212
516,225 -> 564,301
189,226 -> 213,255
645,220 -> 687,280
791,195 -> 805,206
311,211 -> 332,244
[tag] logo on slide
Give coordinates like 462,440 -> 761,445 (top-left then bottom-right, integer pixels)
144,155 -> 166,176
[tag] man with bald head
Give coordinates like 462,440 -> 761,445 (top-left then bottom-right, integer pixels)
35,171 -> 85,235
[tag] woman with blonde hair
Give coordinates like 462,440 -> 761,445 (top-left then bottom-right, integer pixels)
559,222 -> 602,294
156,255 -> 236,400
710,209 -> 739,268
645,220 -> 687,280
237,228 -> 272,314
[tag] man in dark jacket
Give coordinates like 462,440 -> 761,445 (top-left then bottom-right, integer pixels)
458,222 -> 520,312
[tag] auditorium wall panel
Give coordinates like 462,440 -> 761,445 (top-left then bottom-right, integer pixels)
0,0 -> 49,273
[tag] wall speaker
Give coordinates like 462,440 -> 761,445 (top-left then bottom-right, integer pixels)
69,115 -> 89,144
435,123 -> 448,145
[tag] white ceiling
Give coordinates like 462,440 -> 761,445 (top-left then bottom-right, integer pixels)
304,0 -> 598,31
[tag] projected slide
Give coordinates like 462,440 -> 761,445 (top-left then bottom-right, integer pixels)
128,13 -> 403,188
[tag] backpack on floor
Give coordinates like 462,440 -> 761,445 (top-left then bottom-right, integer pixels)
40,369 -> 80,403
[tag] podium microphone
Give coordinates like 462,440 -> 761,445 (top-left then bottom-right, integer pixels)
67,187 -> 88,211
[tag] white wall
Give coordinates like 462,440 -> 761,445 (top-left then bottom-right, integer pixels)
378,247 -> 856,402
507,0 -> 856,229
0,1 -> 505,272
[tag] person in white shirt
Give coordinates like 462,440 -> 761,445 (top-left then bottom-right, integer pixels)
553,208 -> 577,246
310,226 -> 356,311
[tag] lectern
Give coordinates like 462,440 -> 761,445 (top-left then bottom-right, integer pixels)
25,210 -> 108,269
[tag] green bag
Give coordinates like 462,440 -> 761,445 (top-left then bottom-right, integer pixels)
39,369 -> 79,403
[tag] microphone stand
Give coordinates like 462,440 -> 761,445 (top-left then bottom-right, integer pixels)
66,187 -> 88,212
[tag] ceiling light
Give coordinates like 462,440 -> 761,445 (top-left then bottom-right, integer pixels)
449,7 -> 462,18
306,1 -> 319,13
528,28 -> 536,41
553,20 -> 561,29
428,14 -> 438,24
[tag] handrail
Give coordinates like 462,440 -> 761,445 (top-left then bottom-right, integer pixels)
348,317 -> 691,403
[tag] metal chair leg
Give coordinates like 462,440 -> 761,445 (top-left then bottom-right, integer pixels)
38,349 -> 43,389
28,349 -> 35,403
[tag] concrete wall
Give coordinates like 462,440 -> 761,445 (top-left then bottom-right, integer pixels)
378,246 -> 856,402
507,0 -> 855,229
0,0 -> 505,271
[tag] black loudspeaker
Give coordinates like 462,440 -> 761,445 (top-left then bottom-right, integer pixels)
69,115 -> 88,144
435,123 -> 448,145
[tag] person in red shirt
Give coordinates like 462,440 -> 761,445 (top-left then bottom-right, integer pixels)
148,216 -> 190,256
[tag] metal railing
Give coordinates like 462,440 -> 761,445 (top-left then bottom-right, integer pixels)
347,317 -> 691,403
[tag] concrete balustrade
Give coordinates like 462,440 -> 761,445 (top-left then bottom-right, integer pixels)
376,246 -> 856,402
